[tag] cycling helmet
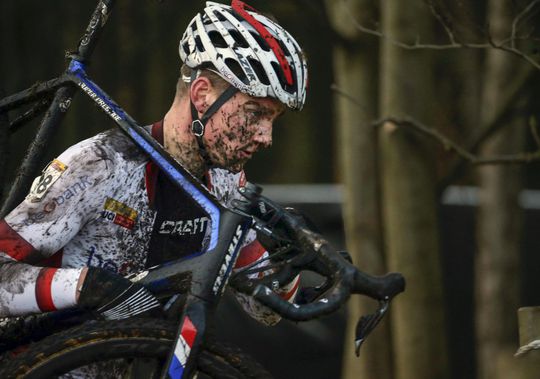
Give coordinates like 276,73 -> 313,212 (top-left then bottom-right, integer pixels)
179,0 -> 308,110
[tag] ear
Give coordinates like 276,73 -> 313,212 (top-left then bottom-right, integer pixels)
190,76 -> 215,116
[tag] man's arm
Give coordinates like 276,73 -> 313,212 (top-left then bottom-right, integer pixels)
232,237 -> 300,326
0,136 -> 162,320
0,140 -> 107,317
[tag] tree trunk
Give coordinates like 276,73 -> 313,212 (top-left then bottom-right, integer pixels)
475,3 -> 526,378
379,0 -> 449,378
325,1 -> 392,378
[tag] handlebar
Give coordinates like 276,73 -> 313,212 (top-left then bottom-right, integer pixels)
229,182 -> 405,352
231,231 -> 404,321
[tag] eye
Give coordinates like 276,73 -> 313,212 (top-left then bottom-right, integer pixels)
248,110 -> 264,118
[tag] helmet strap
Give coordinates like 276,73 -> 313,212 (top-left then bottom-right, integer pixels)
189,70 -> 238,169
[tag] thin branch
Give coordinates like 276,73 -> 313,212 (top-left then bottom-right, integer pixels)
374,116 -> 540,165
512,0 -> 540,48
330,83 -> 368,110
346,10 -> 484,50
426,0 -> 458,45
343,0 -> 540,70
375,116 -> 476,160
494,43 -> 540,70
440,65 -> 535,190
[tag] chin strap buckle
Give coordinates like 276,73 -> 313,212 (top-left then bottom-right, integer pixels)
191,119 -> 205,137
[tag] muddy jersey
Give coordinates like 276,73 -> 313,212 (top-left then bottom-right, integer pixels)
0,123 -> 298,325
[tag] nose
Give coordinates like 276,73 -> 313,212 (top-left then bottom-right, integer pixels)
253,120 -> 273,148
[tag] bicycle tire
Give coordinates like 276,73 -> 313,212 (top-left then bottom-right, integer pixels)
0,318 -> 273,379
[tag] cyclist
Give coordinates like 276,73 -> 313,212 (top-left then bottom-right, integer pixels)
0,0 -> 307,326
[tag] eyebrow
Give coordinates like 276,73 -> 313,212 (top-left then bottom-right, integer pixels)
243,100 -> 285,117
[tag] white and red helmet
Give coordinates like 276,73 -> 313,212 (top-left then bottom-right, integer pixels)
180,0 -> 308,110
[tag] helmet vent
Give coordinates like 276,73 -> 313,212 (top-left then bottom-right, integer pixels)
271,61 -> 296,94
248,58 -> 270,85
213,10 -> 227,22
230,11 -> 245,23
225,58 -> 249,85
194,35 -> 205,52
208,31 -> 228,48
250,31 -> 270,52
229,29 -> 249,48
277,39 -> 291,59
182,42 -> 191,56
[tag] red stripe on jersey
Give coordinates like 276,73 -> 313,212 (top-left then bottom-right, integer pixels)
238,171 -> 247,188
0,220 -> 40,263
38,249 -> 64,268
280,276 -> 300,301
152,120 -> 164,144
145,162 -> 158,207
35,268 -> 58,312
181,316 -> 197,348
145,120 -> 165,207
204,171 -> 213,192
235,240 -> 266,268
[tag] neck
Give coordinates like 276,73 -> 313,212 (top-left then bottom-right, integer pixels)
163,97 -> 207,178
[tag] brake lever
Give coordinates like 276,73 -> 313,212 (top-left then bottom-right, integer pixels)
354,299 -> 390,357
232,185 -> 293,244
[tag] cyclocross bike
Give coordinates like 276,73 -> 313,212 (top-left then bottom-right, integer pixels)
0,1 -> 405,378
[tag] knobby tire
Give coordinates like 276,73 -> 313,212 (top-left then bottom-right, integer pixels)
0,318 -> 273,379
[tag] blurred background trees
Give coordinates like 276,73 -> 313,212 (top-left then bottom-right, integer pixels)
1,0 -> 540,378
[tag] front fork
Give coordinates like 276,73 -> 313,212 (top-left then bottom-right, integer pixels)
164,296 -> 209,379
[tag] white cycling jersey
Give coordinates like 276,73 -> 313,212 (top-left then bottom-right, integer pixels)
0,122 -> 298,325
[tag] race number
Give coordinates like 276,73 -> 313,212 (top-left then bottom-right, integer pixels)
27,159 -> 67,202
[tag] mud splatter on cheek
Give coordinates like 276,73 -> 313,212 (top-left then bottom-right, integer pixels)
223,110 -> 256,143
205,103 -> 260,171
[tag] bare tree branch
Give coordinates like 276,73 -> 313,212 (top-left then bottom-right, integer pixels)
512,0 -> 540,48
330,83 -> 539,165
467,66 -> 534,152
426,0 -> 458,45
373,116 -> 540,165
439,62 -> 536,190
330,83 -> 369,110
342,0 -> 540,70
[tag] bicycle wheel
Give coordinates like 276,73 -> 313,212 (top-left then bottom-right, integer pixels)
0,318 -> 273,379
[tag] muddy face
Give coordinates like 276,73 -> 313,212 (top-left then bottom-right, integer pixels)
204,93 -> 284,173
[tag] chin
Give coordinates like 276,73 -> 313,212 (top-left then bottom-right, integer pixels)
228,165 -> 244,174
223,161 -> 245,174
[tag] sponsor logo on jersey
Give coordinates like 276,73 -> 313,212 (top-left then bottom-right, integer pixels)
158,217 -> 209,236
27,159 -> 68,202
21,175 -> 92,226
100,197 -> 138,230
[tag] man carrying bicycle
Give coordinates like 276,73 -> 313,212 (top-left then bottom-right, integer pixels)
0,1 -> 307,326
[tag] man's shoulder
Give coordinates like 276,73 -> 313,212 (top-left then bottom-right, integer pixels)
61,128 -> 145,168
207,169 -> 246,205
208,168 -> 246,188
